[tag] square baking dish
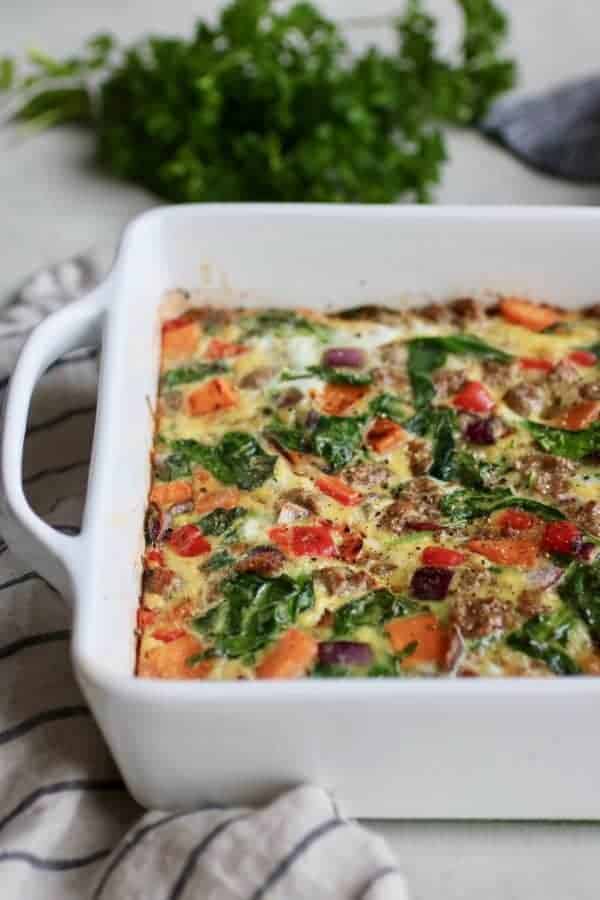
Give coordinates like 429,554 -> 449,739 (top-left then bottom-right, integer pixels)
2,204 -> 600,819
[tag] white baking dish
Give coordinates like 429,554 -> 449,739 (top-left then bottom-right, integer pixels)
2,204 -> 600,819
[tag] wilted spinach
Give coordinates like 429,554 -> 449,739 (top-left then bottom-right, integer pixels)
506,609 -> 580,676
198,506 -> 246,536
441,487 -> 565,523
559,559 -> 600,644
171,432 -> 276,489
161,361 -> 227,389
192,572 -> 315,658
334,589 -> 417,636
526,421 -> 600,461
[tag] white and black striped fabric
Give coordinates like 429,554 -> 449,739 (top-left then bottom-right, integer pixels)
0,259 -> 407,900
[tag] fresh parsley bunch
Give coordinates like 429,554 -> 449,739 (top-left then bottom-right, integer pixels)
0,0 -> 515,203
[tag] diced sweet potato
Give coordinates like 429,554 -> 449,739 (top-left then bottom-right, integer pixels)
150,479 -> 193,508
367,417 -> 406,453
320,383 -> 368,415
499,298 -> 563,332
256,629 -> 318,679
558,401 -> 600,431
137,633 -> 213,679
187,378 -> 238,416
468,538 -> 538,568
162,320 -> 200,358
195,487 -> 241,515
385,613 -> 448,668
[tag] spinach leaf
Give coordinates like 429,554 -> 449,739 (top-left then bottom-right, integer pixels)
198,506 -> 246,536
368,392 -> 407,423
203,550 -> 235,571
526,421 -> 600,461
161,361 -> 227,389
282,365 -> 372,386
171,432 -> 276,489
266,413 -> 364,471
435,334 -> 512,361
154,451 -> 191,481
265,418 -> 309,453
312,415 -> 364,472
506,609 -> 580,676
559,559 -> 600,644
193,572 -> 315,659
241,310 -> 331,342
428,408 -> 457,480
368,645 -> 418,675
451,450 -> 505,490
334,589 -> 417,636
441,487 -> 566,523
407,334 -> 512,411
407,339 -> 447,409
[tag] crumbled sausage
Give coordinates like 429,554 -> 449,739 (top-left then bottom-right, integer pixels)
449,297 -> 483,322
450,595 -> 515,638
236,545 -> 286,576
379,478 -> 442,534
517,453 -> 576,499
549,360 -> 580,386
371,366 -> 410,393
433,368 -> 467,400
278,489 -> 319,516
503,382 -> 546,416
407,439 -> 432,476
239,367 -> 274,389
575,500 -> 600,537
143,567 -> 174,594
580,380 -> 600,401
379,341 -> 407,367
518,590 -> 553,619
316,566 -> 375,597
448,560 -> 495,598
277,387 -> 303,408
415,303 -> 449,323
481,358 -> 518,389
343,462 -> 390,488
162,390 -> 182,411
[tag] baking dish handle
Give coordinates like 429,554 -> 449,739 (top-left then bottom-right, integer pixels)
0,284 -> 108,599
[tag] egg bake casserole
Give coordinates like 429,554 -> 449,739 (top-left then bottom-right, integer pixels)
137,295 -> 600,680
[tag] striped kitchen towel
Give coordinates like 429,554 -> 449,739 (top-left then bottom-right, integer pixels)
0,258 -> 408,900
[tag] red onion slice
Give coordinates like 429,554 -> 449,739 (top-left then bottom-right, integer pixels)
410,566 -> 454,600
318,641 -> 374,667
526,563 -> 563,589
322,347 -> 366,368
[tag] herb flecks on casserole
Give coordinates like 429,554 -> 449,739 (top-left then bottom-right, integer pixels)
136,295 -> 600,680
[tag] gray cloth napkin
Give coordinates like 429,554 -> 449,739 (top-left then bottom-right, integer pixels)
482,75 -> 600,181
0,258 -> 408,900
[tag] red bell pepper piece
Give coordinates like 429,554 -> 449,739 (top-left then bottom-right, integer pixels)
452,380 -> 495,414
519,357 -> 555,372
568,350 -> 597,367
421,546 -> 466,567
495,508 -> 538,533
315,474 -> 362,507
269,524 -> 337,558
541,521 -> 582,555
168,525 -> 211,557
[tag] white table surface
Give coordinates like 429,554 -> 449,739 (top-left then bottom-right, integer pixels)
2,2 -> 600,898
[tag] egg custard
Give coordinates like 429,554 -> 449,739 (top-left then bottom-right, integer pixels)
137,296 -> 600,680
